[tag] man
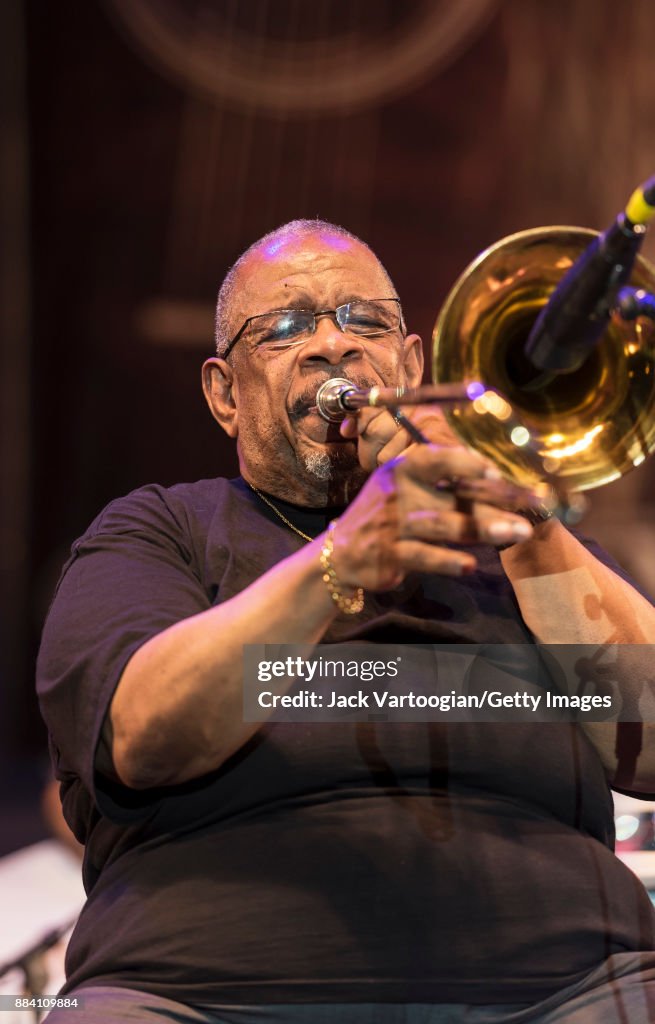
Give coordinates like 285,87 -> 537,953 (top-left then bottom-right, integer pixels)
38,220 -> 655,1023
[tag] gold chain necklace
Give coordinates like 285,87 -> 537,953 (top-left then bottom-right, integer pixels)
247,481 -> 313,542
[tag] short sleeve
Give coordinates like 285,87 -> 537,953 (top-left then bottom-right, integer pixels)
36,485 -> 213,821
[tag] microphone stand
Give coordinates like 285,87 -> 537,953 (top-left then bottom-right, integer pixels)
0,916 -> 77,1023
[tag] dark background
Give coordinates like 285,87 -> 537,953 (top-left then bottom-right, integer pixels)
2,0 -> 655,852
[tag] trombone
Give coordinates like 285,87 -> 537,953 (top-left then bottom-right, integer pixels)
318,177 -> 655,496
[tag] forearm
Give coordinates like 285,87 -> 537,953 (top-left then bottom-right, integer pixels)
501,518 -> 655,790
500,518 -> 655,641
107,536 -> 338,789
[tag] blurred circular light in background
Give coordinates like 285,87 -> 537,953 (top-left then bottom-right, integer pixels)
106,0 -> 499,116
615,814 -> 641,843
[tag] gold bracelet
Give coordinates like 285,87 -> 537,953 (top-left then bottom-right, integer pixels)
319,521 -> 364,615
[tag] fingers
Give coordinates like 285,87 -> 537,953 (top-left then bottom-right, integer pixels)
331,513 -> 481,585
340,406 -> 458,445
375,427 -> 416,466
394,407 -> 459,448
339,407 -> 387,441
394,540 -> 477,577
329,427 -> 547,591
392,442 -> 496,485
393,444 -> 550,513
340,408 -> 405,473
340,405 -> 461,472
403,509 -> 533,547
342,406 -> 549,515
449,476 -> 550,513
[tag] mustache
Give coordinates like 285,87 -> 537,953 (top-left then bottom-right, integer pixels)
288,374 -> 379,420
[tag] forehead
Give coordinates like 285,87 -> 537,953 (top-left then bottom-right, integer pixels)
233,232 -> 391,323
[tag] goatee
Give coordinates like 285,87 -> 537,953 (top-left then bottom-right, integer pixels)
302,445 -> 360,482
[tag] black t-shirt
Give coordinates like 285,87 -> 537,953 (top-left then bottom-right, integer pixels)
36,477 -> 655,1005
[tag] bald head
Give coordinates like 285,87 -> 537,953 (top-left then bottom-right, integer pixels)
214,219 -> 397,357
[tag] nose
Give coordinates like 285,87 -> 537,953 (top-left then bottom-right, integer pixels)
297,314 -> 365,367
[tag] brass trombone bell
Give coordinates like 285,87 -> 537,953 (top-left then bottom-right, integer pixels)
432,226 -> 655,492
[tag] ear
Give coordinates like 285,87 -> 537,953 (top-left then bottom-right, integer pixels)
401,333 -> 424,389
201,358 -> 239,438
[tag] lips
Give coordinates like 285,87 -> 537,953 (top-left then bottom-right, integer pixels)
288,392 -> 349,444
288,394 -> 340,443
293,401 -> 319,419
289,374 -> 378,422
288,388 -> 325,422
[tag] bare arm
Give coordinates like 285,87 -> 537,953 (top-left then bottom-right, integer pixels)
105,540 -> 339,789
346,405 -> 655,792
500,518 -> 655,792
104,443 -> 534,791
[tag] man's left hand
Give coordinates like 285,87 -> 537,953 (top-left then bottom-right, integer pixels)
340,405 -> 458,473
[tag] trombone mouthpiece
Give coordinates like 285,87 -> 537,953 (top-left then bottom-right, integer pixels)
315,378 -> 359,422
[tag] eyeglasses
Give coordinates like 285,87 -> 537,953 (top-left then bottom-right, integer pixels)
222,298 -> 403,358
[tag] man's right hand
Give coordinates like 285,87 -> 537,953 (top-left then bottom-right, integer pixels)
330,441 -> 537,588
